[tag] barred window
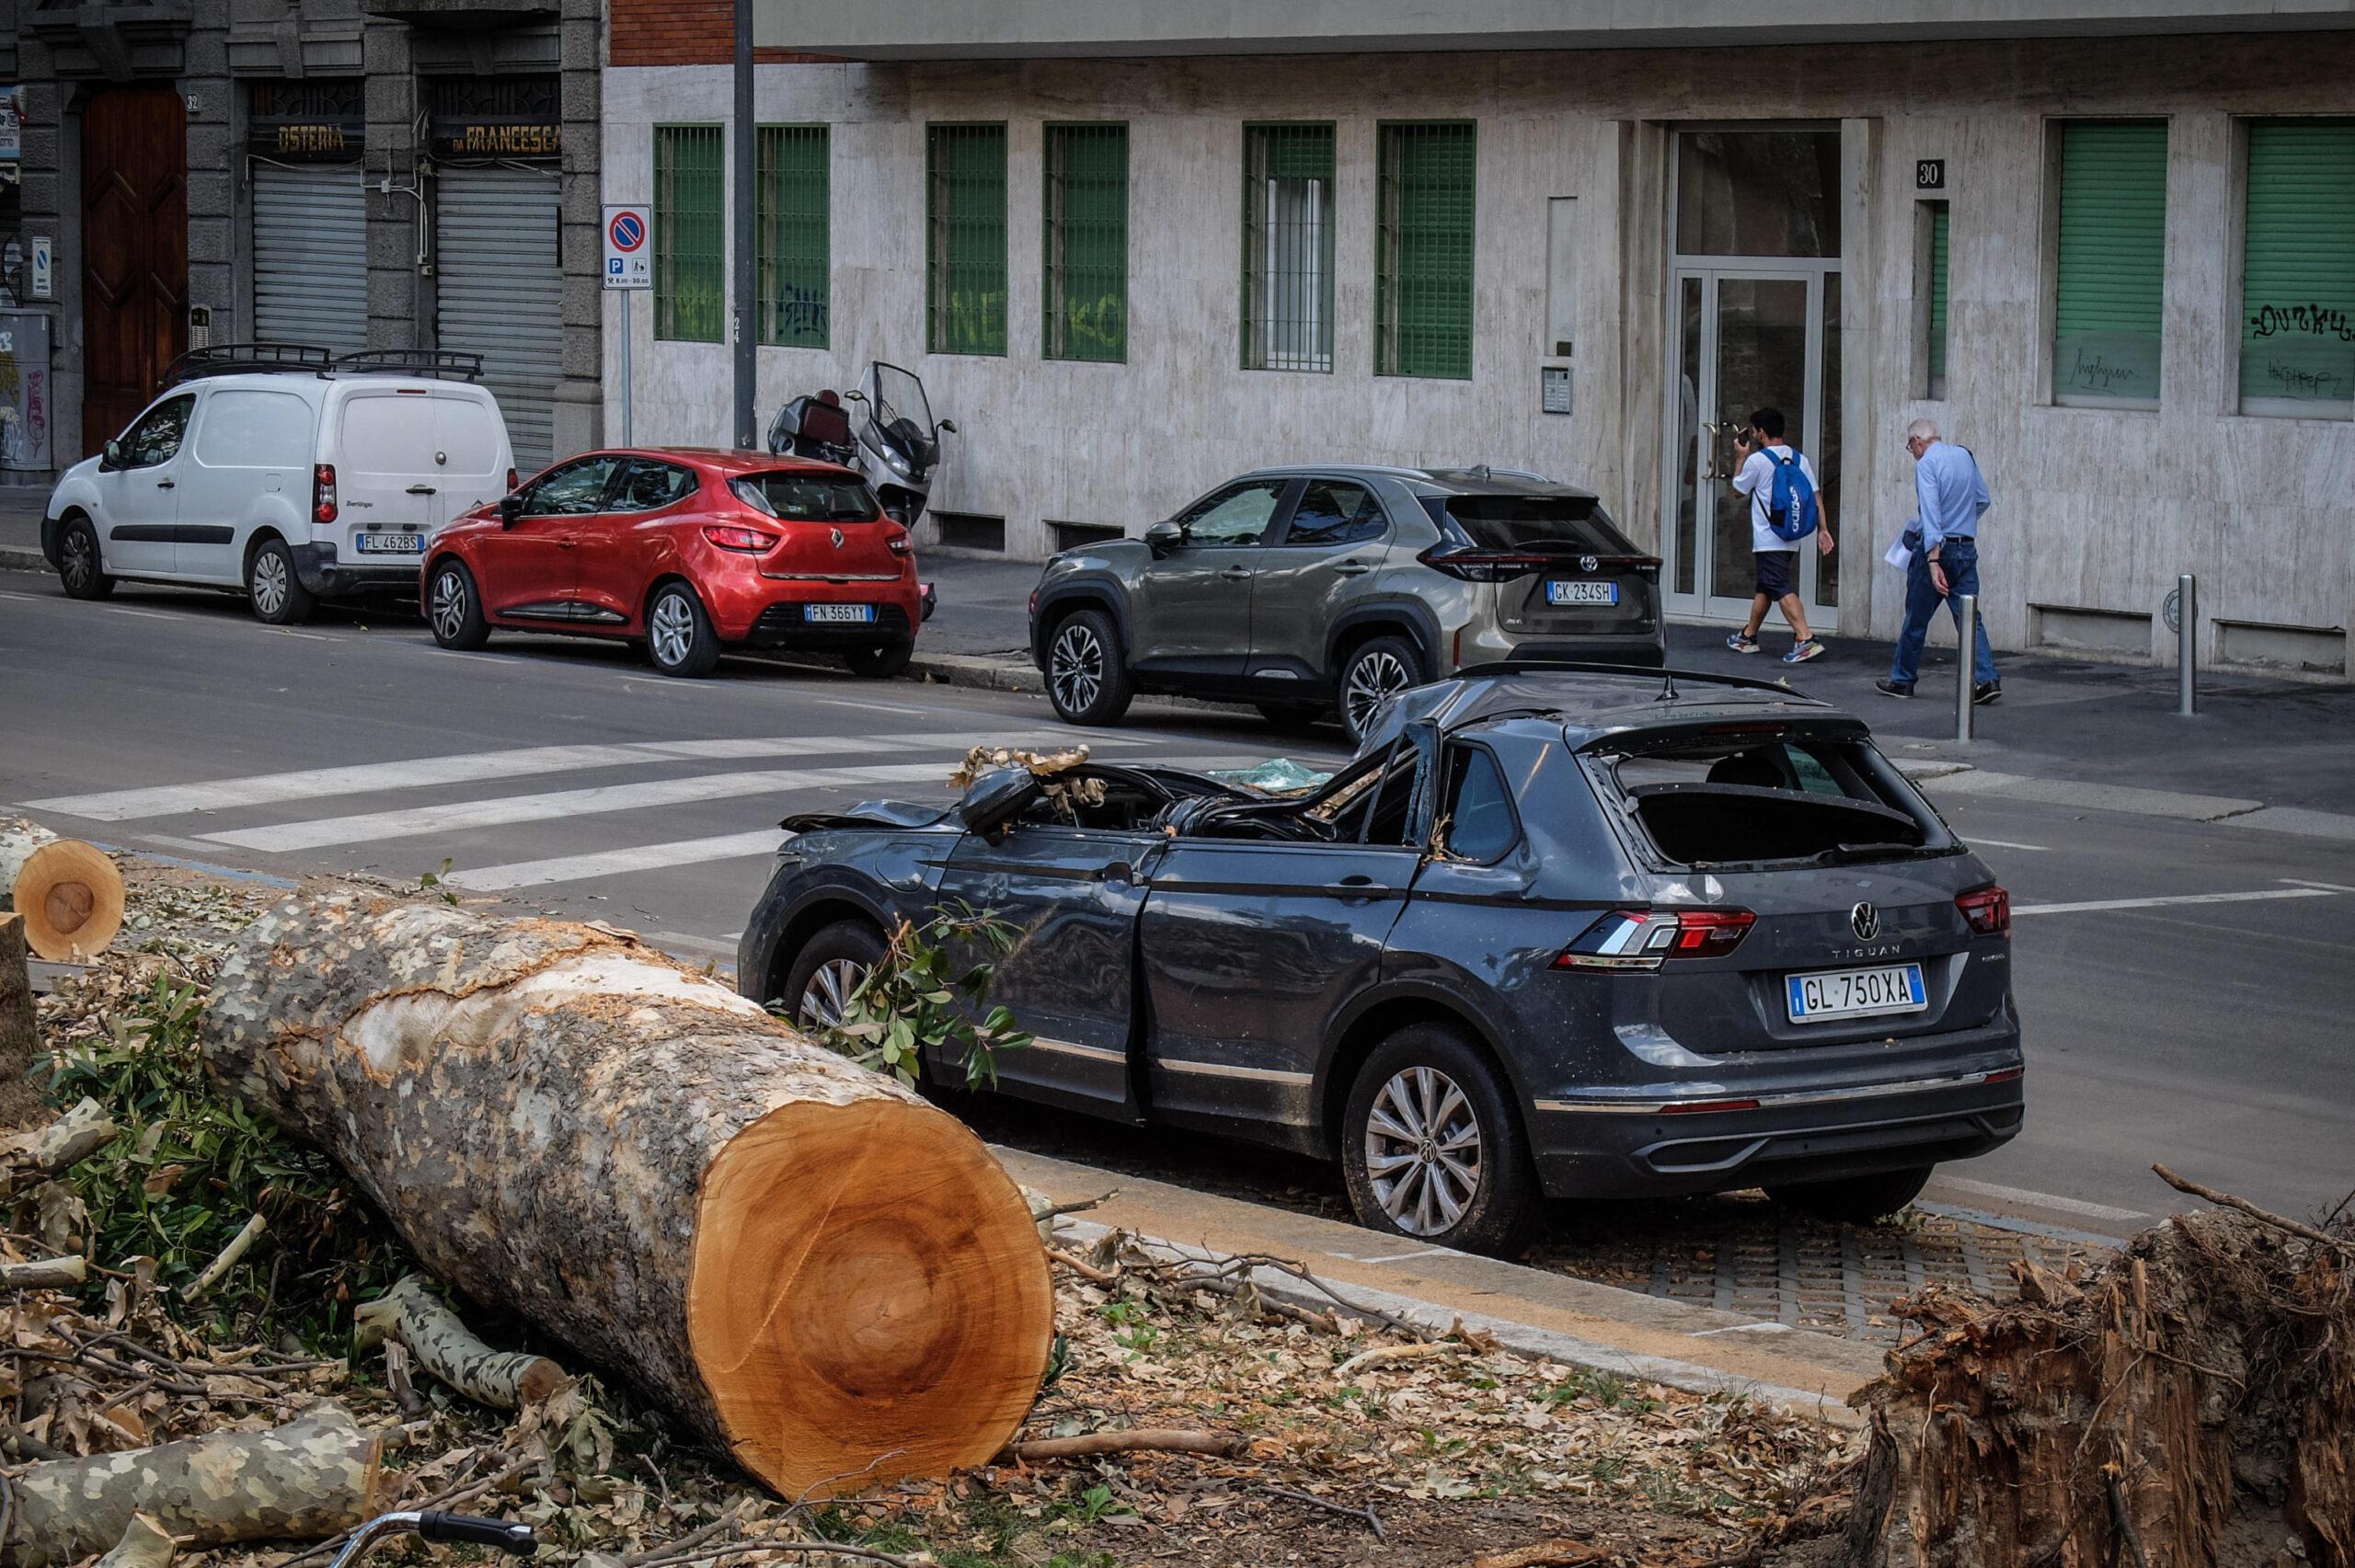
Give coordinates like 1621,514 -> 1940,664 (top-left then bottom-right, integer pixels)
1043,123 -> 1128,362
927,123 -> 1008,356
654,124 -> 725,343
1377,121 -> 1476,380
1242,123 -> 1335,372
757,125 -> 829,349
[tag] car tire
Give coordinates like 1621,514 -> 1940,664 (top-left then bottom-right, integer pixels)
1341,1024 -> 1540,1258
1765,1164 -> 1934,1225
56,516 -> 115,601
646,581 -> 721,678
247,536 -> 315,625
779,920 -> 888,1033
1336,635 -> 1423,745
426,558 -> 491,651
1044,607 -> 1133,727
844,639 -> 914,680
1256,702 -> 1326,732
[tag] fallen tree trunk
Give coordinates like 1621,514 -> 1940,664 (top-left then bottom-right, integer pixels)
1844,1204 -> 2354,1568
0,817 -> 125,962
0,914 -> 39,1127
354,1274 -> 566,1410
3,1402 -> 383,1568
200,892 -> 1053,1498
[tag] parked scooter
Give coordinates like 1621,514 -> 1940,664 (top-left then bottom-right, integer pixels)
766,361 -> 955,530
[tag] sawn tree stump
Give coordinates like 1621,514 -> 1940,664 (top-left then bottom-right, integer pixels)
199,892 -> 1054,1496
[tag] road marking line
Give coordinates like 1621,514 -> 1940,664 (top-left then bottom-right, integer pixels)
444,830 -> 786,890
99,605 -> 177,620
1327,1246 -> 1450,1265
1966,838 -> 2049,853
644,932 -> 742,958
266,628 -> 338,642
2282,877 -> 2355,894
2010,887 -> 2340,917
201,761 -> 957,852
1927,1176 -> 2149,1222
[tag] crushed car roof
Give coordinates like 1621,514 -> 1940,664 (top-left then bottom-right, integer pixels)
1352,664 -> 1848,756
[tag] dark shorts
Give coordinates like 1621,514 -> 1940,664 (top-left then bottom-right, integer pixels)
1753,549 -> 1797,598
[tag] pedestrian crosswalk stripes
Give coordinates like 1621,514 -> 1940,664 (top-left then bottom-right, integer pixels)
444,830 -> 788,892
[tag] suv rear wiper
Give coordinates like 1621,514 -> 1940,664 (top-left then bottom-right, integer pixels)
1689,841 -> 1920,873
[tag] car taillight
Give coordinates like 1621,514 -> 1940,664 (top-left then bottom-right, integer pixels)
702,524 -> 775,553
313,464 -> 338,524
1417,544 -> 1550,582
1958,885 -> 2011,938
1554,909 -> 1755,970
886,528 -> 913,556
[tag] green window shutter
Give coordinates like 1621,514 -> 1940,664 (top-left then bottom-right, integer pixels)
653,125 -> 726,343
1377,121 -> 1476,380
2052,120 -> 2166,408
756,126 -> 829,349
1240,123 -> 1335,372
1043,124 -> 1128,362
2239,119 -> 2355,418
1927,203 -> 1951,397
927,123 -> 1008,356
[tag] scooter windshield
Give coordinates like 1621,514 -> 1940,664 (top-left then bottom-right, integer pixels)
865,362 -> 937,471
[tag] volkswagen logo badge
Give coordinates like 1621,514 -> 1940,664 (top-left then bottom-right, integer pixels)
829,527 -> 844,549
1580,555 -> 1600,573
1851,902 -> 1881,942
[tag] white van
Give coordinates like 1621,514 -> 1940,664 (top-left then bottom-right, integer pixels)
40,347 -> 517,624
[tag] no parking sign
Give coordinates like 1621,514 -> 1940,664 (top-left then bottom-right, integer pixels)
603,205 -> 650,290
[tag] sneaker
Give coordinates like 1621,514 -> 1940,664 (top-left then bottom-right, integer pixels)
1973,681 -> 2003,705
1783,639 -> 1826,664
1726,632 -> 1761,654
1875,678 -> 1915,698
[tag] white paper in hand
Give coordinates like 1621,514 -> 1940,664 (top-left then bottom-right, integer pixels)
1884,537 -> 1913,571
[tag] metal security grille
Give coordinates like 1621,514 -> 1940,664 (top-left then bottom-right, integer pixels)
1926,202 -> 1951,398
2052,120 -> 2166,408
756,125 -> 829,349
252,163 -> 368,356
438,166 -> 562,474
1377,121 -> 1476,379
1043,123 -> 1128,362
2238,118 -> 2355,418
655,125 -> 725,343
1241,123 -> 1335,372
927,123 -> 1008,356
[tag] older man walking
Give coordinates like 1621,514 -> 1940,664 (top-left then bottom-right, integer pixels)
1878,418 -> 2000,704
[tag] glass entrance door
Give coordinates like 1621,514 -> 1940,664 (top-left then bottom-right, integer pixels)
1664,269 -> 1840,627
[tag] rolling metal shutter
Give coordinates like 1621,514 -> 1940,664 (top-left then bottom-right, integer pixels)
252,164 -> 368,355
436,166 -> 563,474
2052,120 -> 2167,408
2238,119 -> 2355,418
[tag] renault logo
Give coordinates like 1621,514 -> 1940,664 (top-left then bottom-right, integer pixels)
1580,555 -> 1599,573
829,527 -> 844,549
1851,902 -> 1881,942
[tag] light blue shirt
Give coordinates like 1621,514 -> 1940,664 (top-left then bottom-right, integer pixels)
1913,441 -> 1991,553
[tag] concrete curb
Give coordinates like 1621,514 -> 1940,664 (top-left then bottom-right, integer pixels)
0,544 -> 49,575
906,649 -> 1042,695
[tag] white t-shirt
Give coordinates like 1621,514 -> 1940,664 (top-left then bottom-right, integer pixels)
1731,445 -> 1818,555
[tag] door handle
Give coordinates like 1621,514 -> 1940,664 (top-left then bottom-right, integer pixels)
407,484 -> 438,496
1330,559 -> 1371,577
1218,566 -> 1253,582
155,478 -> 176,489
1092,863 -> 1133,885
1334,874 -> 1377,888
1699,422 -> 1718,482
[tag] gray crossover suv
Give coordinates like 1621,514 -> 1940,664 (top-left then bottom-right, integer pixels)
739,665 -> 2023,1255
1028,466 -> 1666,741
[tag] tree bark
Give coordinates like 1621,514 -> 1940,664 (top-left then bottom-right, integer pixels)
3,1095 -> 119,1194
0,915 -> 39,1129
354,1275 -> 566,1410
200,892 -> 1054,1499
0,1255 -> 86,1289
0,818 -> 124,962
94,1516 -> 175,1568
2,1402 -> 382,1568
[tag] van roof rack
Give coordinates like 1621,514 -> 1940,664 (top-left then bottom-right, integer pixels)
159,342 -> 334,386
331,349 -> 485,383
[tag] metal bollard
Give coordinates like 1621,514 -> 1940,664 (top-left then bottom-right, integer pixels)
1955,592 -> 1977,742
2177,573 -> 2199,717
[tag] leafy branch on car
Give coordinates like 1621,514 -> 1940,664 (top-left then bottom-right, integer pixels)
808,901 -> 1035,1090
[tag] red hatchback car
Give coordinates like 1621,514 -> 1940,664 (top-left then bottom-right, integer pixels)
421,447 -> 923,678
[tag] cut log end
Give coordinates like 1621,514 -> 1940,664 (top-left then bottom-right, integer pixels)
689,1094 -> 1054,1497
12,840 -> 126,961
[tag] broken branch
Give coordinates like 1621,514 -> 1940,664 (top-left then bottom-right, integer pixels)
353,1275 -> 566,1410
0,1255 -> 87,1290
1260,1484 -> 1384,1543
179,1211 -> 266,1300
998,1427 -> 1244,1463
93,1515 -> 176,1568
2154,1162 -> 2353,1256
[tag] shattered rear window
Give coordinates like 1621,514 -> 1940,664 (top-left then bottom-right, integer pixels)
1599,734 -> 1938,869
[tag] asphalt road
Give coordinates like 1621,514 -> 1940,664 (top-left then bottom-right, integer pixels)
4,575 -> 2350,1231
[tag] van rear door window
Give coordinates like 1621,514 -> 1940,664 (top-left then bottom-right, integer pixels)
431,395 -> 505,479
338,395 -> 439,477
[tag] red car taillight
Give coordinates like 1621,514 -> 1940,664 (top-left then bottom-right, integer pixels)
1554,909 -> 1755,970
886,527 -> 913,556
1417,544 -> 1550,582
313,464 -> 338,524
702,524 -> 776,553
1958,885 -> 2011,938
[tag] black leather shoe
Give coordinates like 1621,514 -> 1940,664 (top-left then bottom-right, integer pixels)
1875,679 -> 1914,698
1973,681 -> 2003,705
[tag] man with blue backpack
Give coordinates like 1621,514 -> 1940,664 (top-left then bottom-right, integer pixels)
1727,406 -> 1835,664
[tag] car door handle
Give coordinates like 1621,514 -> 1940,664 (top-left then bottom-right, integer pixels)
407,484 -> 438,496
1330,559 -> 1371,577
155,478 -> 175,489
1218,566 -> 1253,582
1334,874 -> 1377,888
1091,863 -> 1134,885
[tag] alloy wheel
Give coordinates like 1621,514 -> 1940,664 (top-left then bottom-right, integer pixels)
1362,1065 -> 1483,1237
1050,623 -> 1104,715
60,529 -> 96,593
649,592 -> 695,669
430,569 -> 469,642
1342,649 -> 1411,733
250,551 -> 290,617
797,957 -> 867,1030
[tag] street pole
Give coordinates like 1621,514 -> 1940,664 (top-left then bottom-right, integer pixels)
2178,573 -> 2199,717
1955,593 -> 1977,743
730,0 -> 755,451
619,289 -> 633,447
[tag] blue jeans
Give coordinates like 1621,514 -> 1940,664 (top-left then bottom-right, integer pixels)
1890,537 -> 1999,687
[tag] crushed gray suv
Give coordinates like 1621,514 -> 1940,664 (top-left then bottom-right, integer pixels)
1028,466 -> 1666,742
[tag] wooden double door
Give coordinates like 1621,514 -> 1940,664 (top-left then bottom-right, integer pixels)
81,86 -> 188,454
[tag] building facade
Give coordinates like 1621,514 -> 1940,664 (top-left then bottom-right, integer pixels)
604,4 -> 2354,677
0,0 -> 605,486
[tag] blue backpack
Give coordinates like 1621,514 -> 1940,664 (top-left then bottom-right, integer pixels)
1759,447 -> 1819,543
